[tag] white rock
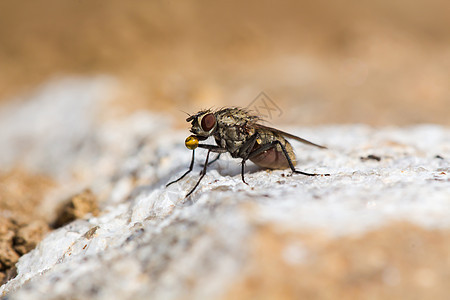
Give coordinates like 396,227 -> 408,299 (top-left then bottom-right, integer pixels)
0,77 -> 449,299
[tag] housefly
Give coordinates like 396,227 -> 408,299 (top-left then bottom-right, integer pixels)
167,107 -> 329,197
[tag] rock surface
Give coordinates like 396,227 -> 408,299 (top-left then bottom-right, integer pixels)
0,78 -> 449,299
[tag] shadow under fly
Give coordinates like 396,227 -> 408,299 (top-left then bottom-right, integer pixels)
167,107 -> 329,198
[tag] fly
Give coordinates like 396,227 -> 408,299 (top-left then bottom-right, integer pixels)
167,107 -> 329,197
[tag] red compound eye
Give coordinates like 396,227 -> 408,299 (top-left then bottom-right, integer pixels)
200,113 -> 216,131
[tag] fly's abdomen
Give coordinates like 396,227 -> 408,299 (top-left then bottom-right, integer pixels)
249,135 -> 297,169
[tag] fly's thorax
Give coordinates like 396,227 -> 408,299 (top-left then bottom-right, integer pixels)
215,108 -> 260,127
215,125 -> 248,155
214,114 -> 257,155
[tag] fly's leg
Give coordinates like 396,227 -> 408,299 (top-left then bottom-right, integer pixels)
238,134 -> 259,185
166,150 -> 196,187
201,153 -> 222,168
247,141 -> 330,176
276,141 -> 330,176
208,153 -> 222,166
186,149 -> 211,198
167,144 -> 227,190
186,144 -> 227,197
241,161 -> 248,185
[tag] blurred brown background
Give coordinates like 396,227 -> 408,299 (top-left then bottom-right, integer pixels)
0,0 -> 449,125
1,0 -> 449,292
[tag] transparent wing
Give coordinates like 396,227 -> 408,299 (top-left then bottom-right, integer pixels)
255,124 -> 327,149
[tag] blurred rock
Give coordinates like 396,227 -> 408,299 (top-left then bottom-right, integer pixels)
0,77 -> 114,179
13,221 -> 50,256
52,189 -> 99,228
0,77 -> 449,299
0,169 -> 54,285
0,219 -> 19,270
0,169 -> 56,221
0,218 -> 49,285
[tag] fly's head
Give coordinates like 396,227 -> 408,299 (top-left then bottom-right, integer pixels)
186,110 -> 217,141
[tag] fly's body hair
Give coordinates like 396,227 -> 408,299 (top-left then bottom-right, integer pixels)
167,107 -> 329,197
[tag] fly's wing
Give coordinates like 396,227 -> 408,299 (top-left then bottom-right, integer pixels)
254,124 -> 327,149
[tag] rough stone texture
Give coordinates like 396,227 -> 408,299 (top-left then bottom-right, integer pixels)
0,219 -> 19,270
13,221 -> 50,256
0,170 -> 54,284
0,217 -> 50,285
0,78 -> 449,299
52,189 -> 100,228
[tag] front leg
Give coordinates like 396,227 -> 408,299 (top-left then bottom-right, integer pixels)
167,143 -> 227,189
185,144 -> 227,198
185,149 -> 211,198
166,150 -> 196,187
201,153 -> 222,168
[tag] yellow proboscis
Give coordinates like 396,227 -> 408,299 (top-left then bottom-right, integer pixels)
185,135 -> 199,150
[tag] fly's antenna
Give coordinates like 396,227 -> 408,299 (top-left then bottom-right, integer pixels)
180,110 -> 191,117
